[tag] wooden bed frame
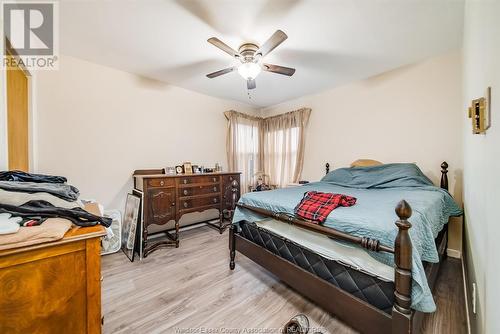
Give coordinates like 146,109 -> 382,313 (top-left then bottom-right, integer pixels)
229,162 -> 451,334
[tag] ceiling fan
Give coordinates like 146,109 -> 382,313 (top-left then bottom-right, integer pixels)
206,30 -> 295,90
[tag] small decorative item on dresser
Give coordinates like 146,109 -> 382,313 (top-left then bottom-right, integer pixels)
121,193 -> 141,262
249,171 -> 276,192
183,162 -> 193,174
204,167 -> 214,173
191,165 -> 199,173
175,165 -> 183,174
165,167 -> 176,175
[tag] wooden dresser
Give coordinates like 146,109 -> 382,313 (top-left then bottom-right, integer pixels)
0,225 -> 106,334
133,171 -> 241,258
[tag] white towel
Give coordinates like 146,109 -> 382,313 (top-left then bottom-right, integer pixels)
0,213 -> 21,235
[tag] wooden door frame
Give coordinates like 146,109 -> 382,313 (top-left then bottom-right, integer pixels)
2,37 -> 34,171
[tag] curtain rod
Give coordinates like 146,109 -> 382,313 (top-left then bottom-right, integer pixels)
224,107 -> 311,121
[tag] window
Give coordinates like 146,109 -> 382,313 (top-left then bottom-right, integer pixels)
263,127 -> 300,187
225,108 -> 310,191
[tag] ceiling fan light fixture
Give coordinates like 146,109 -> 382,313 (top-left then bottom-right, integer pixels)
238,62 -> 261,80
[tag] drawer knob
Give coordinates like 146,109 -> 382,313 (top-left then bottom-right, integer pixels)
183,179 -> 188,184
213,198 -> 218,203
183,189 -> 188,196
171,202 -> 175,207
213,177 -> 217,182
160,180 -> 165,186
183,202 -> 188,208
213,186 -> 217,192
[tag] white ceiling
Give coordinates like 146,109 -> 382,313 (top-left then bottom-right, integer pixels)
59,0 -> 464,107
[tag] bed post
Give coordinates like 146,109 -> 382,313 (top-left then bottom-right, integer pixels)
392,200 -> 413,334
440,161 -> 449,191
229,225 -> 236,270
440,161 -> 449,259
325,163 -> 330,175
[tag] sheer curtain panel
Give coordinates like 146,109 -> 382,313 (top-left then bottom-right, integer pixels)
224,110 -> 263,193
262,108 -> 311,187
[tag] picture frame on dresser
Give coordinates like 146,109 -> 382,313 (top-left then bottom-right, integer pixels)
183,162 -> 193,174
121,193 -> 141,262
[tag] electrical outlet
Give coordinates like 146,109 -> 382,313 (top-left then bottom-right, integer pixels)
472,282 -> 477,314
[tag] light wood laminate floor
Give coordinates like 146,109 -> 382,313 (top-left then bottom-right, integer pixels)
102,226 -> 467,334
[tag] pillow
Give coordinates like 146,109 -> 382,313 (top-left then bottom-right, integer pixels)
321,163 -> 434,189
350,159 -> 382,167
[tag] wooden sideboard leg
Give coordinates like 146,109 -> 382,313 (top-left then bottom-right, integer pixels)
142,216 -> 149,258
175,221 -> 180,248
219,211 -> 224,234
229,225 -> 236,270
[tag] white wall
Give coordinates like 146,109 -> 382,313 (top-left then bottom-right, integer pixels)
262,52 -> 463,199
261,52 -> 464,254
34,55 -> 256,213
462,1 -> 500,333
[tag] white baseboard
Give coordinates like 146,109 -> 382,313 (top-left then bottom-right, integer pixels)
447,248 -> 461,258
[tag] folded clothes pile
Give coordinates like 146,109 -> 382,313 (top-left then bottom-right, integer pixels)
0,171 -> 112,238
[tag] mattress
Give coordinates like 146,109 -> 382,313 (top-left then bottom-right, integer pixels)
255,218 -> 394,282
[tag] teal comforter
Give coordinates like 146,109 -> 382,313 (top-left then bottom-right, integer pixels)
232,164 -> 462,312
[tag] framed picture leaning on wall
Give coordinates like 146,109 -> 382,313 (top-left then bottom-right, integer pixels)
121,193 -> 141,262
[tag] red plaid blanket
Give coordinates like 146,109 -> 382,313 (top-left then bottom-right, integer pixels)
294,191 -> 357,223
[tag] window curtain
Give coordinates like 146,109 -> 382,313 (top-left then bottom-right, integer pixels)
225,108 -> 311,191
224,110 -> 263,193
262,108 -> 311,188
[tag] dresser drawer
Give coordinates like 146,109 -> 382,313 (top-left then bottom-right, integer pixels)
178,175 -> 220,186
147,178 -> 174,188
179,184 -> 220,197
179,196 -> 220,211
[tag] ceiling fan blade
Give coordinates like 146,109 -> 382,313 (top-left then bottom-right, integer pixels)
256,30 -> 288,57
247,79 -> 256,90
263,63 -> 296,76
207,37 -> 240,58
206,66 -> 237,78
